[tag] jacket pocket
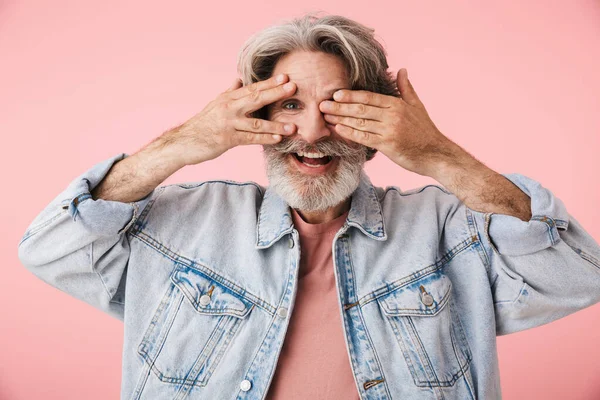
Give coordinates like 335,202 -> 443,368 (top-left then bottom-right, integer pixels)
138,264 -> 254,387
377,271 -> 472,387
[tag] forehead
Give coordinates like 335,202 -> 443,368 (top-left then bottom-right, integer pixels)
271,51 -> 350,92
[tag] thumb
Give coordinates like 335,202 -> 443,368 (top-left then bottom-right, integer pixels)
397,68 -> 421,106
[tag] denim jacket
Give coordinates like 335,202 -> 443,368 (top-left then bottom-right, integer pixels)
18,153 -> 600,400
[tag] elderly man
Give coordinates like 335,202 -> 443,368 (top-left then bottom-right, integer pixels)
18,13 -> 600,400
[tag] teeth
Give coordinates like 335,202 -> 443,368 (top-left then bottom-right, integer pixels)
296,151 -> 329,158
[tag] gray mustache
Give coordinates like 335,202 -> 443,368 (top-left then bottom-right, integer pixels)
265,137 -> 367,158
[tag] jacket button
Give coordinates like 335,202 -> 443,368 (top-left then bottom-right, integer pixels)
277,307 -> 288,318
288,237 -> 294,248
240,379 -> 252,391
199,294 -> 211,306
421,293 -> 434,307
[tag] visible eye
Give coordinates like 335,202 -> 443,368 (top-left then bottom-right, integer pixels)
282,101 -> 300,110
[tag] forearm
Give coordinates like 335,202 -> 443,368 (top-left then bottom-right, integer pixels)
91,129 -> 187,203
432,144 -> 532,222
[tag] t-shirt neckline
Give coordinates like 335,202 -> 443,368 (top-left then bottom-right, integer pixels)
290,207 -> 349,237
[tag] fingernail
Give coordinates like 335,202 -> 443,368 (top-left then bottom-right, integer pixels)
272,134 -> 282,140
276,74 -> 285,84
283,82 -> 294,91
284,124 -> 294,133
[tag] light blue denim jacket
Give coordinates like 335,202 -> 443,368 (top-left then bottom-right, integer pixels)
18,153 -> 600,400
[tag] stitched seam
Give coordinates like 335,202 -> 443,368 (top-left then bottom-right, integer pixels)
380,286 -> 451,316
383,184 -> 452,199
534,215 -> 558,246
88,240 -> 119,304
130,230 -> 275,315
170,179 -> 264,193
561,241 -> 600,270
494,281 -> 527,305
407,316 -> 442,386
130,186 -> 167,232
19,209 -> 67,245
174,275 -> 251,318
250,241 -> 299,400
484,213 -> 500,255
577,250 -> 600,269
359,238 -> 473,307
336,240 -> 367,397
116,202 -> 137,235
346,238 -> 393,399
369,185 -> 386,236
465,207 -> 492,273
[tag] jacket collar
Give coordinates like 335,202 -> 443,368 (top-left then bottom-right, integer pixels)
255,170 -> 387,249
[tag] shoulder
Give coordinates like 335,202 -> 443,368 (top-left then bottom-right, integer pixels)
376,182 -> 466,231
378,183 -> 458,207
159,179 -> 264,198
148,179 -> 265,217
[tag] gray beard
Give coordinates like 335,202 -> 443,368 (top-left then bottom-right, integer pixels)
262,140 -> 368,213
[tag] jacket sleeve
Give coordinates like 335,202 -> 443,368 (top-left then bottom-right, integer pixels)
465,173 -> 600,336
17,153 -> 161,321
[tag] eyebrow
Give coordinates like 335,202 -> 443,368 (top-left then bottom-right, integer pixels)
286,86 -> 346,99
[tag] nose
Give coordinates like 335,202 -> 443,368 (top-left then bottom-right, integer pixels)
295,104 -> 332,144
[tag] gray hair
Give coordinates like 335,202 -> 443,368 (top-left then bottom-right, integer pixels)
236,12 -> 400,161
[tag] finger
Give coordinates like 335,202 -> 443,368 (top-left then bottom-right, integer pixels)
332,89 -> 393,108
320,100 -> 385,121
233,118 -> 296,136
224,78 -> 243,93
233,131 -> 285,146
323,114 -> 383,135
229,73 -> 289,100
334,124 -> 381,148
397,68 -> 421,106
236,80 -> 297,115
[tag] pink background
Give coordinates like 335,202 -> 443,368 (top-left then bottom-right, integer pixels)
3,1 -> 600,399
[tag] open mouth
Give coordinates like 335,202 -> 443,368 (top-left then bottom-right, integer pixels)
288,151 -> 338,175
292,151 -> 333,168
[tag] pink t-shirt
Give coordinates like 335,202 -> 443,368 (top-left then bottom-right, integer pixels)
265,207 -> 360,400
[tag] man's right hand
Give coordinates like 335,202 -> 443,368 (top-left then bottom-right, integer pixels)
164,74 -> 298,167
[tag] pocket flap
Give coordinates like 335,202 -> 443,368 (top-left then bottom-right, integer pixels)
378,272 -> 452,317
171,265 -> 253,318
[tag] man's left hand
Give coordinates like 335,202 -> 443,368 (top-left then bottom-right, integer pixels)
319,68 -> 463,178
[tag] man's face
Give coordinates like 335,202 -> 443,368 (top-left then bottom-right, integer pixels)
262,50 -> 369,213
